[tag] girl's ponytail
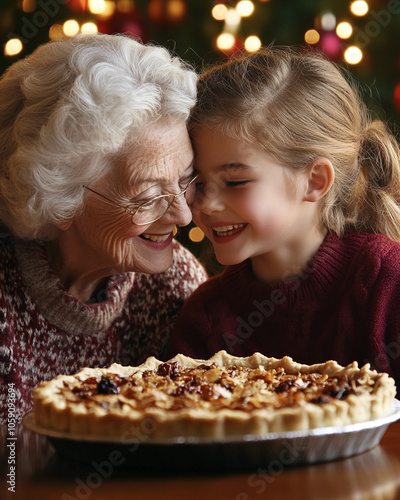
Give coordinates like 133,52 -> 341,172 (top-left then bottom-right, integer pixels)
354,120 -> 400,241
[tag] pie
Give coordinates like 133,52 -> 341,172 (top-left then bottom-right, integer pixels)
32,350 -> 396,439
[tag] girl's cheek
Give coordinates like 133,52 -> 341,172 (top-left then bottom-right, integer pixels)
192,211 -> 207,233
191,205 -> 202,222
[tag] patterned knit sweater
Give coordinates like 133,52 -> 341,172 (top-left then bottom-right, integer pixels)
0,235 -> 207,422
169,231 -> 400,393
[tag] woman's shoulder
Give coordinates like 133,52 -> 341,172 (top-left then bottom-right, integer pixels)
170,240 -> 208,280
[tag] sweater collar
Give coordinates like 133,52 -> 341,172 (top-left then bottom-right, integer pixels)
220,231 -> 368,310
14,238 -> 135,335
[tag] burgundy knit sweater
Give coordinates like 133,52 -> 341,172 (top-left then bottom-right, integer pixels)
168,231 -> 400,392
0,235 -> 206,422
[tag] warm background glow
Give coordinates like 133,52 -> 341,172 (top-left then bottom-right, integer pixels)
1,0 -> 399,273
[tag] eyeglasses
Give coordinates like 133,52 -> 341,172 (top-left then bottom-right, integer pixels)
84,173 -> 199,226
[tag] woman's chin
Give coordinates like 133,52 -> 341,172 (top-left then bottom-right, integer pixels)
137,251 -> 174,275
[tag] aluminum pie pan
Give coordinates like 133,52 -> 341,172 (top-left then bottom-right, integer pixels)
22,399 -> 400,471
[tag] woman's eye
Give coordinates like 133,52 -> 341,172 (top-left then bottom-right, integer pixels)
137,199 -> 158,211
225,180 -> 248,187
179,173 -> 196,190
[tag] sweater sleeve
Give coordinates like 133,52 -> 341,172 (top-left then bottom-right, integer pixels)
369,242 -> 400,395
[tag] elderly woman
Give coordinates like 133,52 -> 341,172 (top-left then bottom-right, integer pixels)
0,34 -> 207,422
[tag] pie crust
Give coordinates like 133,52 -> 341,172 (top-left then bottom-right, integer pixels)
32,350 -> 396,439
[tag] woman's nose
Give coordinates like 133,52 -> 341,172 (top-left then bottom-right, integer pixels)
163,195 -> 193,227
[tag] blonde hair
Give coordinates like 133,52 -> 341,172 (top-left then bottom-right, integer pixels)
0,33 -> 197,240
190,46 -> 400,241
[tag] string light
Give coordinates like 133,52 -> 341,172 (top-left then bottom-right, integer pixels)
63,19 -> 80,37
216,32 -> 236,50
344,45 -> 363,64
22,0 -> 36,12
304,29 -> 320,45
117,0 -> 134,13
81,22 -> 98,33
4,39 -> 23,56
49,24 -> 64,41
350,1 -> 369,16
320,12 -> 336,31
97,0 -> 115,18
189,227 -> 205,243
212,4 -> 228,21
236,1 -> 255,17
244,35 -> 261,52
89,0 -> 106,15
225,8 -> 241,30
336,21 -> 353,39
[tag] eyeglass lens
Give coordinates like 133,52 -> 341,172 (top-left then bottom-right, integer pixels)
131,176 -> 197,225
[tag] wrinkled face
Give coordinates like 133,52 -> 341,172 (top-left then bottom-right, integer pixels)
69,121 -> 195,275
191,126 -> 311,270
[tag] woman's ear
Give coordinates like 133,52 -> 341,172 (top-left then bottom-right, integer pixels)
55,220 -> 73,231
304,157 -> 334,202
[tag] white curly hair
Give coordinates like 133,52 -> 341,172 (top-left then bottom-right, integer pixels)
0,33 -> 197,239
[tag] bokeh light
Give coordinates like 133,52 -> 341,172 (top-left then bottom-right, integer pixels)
212,4 -> 228,21
320,12 -> 336,31
81,22 -> 98,34
344,45 -> 363,64
189,227 -> 205,243
4,39 -> 23,56
63,19 -> 80,37
216,33 -> 236,50
89,0 -> 106,15
49,24 -> 64,41
244,35 -> 261,52
236,1 -> 255,17
350,1 -> 369,16
304,29 -> 320,45
336,22 -> 353,39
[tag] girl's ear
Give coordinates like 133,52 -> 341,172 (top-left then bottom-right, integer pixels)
304,157 -> 334,202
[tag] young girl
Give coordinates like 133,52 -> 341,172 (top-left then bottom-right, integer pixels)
167,46 -> 400,389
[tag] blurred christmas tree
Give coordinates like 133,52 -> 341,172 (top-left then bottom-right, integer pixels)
1,0 -> 400,273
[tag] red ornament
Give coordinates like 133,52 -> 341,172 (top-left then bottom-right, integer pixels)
97,7 -> 149,42
148,0 -> 187,30
67,0 -> 88,13
394,82 -> 400,113
317,32 -> 343,61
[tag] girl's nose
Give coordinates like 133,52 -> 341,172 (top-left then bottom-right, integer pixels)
193,183 -> 225,215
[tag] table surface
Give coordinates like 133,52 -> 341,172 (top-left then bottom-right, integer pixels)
1,417 -> 400,500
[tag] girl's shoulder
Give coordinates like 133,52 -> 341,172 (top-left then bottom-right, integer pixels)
340,230 -> 400,257
337,230 -> 400,277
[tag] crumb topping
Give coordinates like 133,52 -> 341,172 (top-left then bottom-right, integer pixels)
57,361 -> 375,413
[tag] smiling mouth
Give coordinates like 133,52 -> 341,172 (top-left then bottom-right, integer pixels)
212,224 -> 247,237
140,233 -> 171,242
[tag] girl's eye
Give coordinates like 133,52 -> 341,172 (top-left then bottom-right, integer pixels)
225,180 -> 248,187
194,182 -> 206,196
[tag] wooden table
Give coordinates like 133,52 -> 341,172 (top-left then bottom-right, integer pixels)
1,419 -> 400,500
